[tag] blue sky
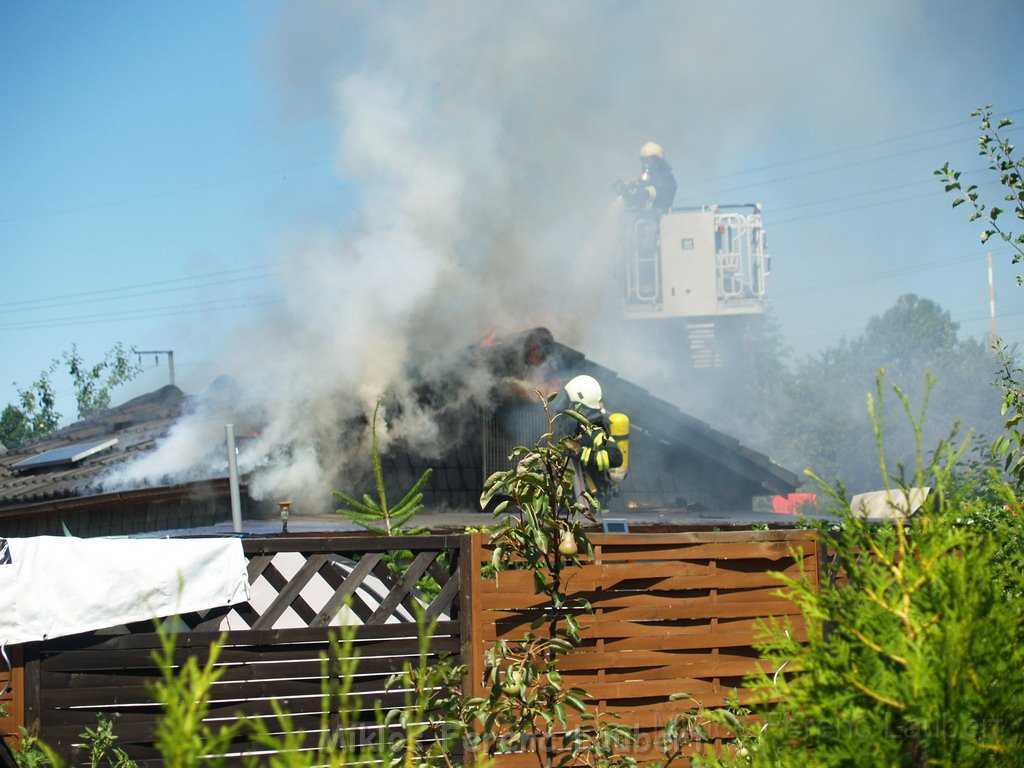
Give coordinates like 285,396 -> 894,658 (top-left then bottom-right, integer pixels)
2,1 -> 350,417
2,0 -> 1023,430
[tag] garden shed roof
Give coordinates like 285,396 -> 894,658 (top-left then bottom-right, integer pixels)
0,330 -> 799,531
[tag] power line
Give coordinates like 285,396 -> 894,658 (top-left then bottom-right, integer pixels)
766,158 -> 998,215
948,302 -> 1024,325
769,177 -> 932,214
0,272 -> 278,315
701,126 -> 1022,200
0,163 -> 329,225
0,262 -> 283,313
769,178 -> 1002,226
0,294 -> 283,331
691,108 -> 1024,188
773,247 -> 1014,299
691,112 -> 1018,185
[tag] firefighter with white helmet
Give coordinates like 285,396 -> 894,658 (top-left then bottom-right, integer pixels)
565,374 -> 604,411
558,374 -> 626,509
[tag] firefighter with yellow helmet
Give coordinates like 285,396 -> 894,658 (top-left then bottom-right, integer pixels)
615,141 -> 678,215
556,374 -> 629,509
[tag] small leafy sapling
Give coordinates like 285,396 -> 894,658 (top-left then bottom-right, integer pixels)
334,401 -> 433,536
471,392 -> 636,768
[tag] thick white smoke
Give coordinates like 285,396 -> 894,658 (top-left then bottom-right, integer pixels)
105,1 -> 940,508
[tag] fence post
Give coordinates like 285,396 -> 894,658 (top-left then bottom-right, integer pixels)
21,645 -> 39,743
459,532 -> 490,765
0,644 -> 24,753
458,533 -> 479,698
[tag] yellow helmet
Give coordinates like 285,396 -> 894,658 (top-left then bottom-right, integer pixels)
640,141 -> 665,160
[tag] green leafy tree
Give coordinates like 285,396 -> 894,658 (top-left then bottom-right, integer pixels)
936,105 -> 1024,281
0,403 -> 33,451
993,348 -> 1024,489
63,343 -> 140,419
1,344 -> 141,450
939,107 -> 1024,495
1,368 -> 60,450
693,373 -> 1024,767
766,295 -> 1000,493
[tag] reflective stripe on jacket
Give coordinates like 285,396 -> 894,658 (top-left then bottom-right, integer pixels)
578,427 -> 623,493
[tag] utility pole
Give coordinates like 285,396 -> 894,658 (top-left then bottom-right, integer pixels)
136,350 -> 175,386
987,251 -> 1000,346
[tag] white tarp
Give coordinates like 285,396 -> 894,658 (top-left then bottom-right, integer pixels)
0,536 -> 250,645
851,487 -> 931,521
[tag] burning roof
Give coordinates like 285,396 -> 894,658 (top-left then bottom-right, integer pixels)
0,329 -> 799,535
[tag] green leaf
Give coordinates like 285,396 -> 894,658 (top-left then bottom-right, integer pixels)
554,701 -> 567,725
565,614 -> 579,637
560,408 -> 592,428
532,526 -> 550,554
564,692 -> 587,713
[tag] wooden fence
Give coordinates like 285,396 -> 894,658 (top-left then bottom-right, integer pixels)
1,529 -> 819,766
469,529 -> 817,764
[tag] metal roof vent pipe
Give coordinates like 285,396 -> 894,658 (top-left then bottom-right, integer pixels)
278,501 -> 291,534
225,424 -> 243,533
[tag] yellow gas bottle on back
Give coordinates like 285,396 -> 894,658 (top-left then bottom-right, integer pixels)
607,412 -> 629,484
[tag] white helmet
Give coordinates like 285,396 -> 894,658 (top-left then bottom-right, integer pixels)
564,374 -> 603,410
640,141 -> 665,160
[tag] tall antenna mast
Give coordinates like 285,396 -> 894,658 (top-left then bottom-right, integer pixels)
987,251 -> 1000,346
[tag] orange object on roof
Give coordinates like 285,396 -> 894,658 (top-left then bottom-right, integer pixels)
772,493 -> 817,515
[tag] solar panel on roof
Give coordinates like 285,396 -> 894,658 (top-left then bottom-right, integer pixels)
12,438 -> 118,471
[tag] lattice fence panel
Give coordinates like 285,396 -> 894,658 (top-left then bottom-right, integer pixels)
25,534 -> 468,767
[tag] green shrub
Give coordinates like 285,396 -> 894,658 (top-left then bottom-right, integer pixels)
693,374 -> 1024,767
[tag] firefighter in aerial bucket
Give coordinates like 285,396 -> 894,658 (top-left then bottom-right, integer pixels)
553,374 -> 628,512
614,141 -> 678,216
614,142 -> 678,303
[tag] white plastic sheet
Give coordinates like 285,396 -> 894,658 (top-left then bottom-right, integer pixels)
0,536 -> 250,645
851,487 -> 931,521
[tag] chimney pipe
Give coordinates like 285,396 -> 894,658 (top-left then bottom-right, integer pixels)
225,424 -> 243,533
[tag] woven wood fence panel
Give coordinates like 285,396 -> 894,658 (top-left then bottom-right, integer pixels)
468,530 -> 819,766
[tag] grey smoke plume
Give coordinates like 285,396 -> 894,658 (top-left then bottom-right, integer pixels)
105,1 -> 942,507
